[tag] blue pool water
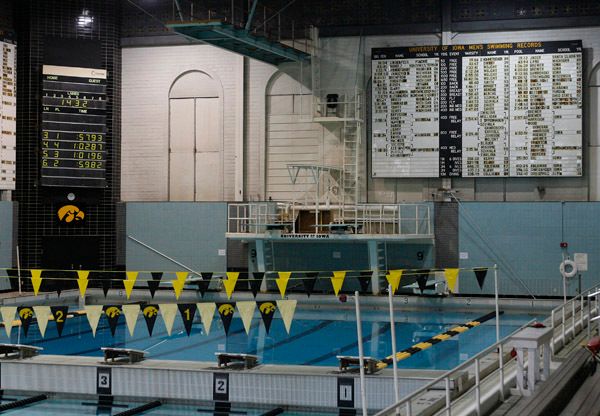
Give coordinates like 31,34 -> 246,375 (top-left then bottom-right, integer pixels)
0,308 -> 537,370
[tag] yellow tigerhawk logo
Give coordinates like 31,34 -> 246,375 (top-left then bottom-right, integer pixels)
218,304 -> 234,316
259,302 -> 276,315
57,205 -> 85,223
19,308 -> 33,319
105,306 -> 121,318
143,306 -> 158,318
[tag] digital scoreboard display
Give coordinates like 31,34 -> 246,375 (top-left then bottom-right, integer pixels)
371,40 -> 582,178
0,34 -> 16,190
41,65 -> 107,187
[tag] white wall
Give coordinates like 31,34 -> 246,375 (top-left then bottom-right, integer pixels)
121,44 -> 243,201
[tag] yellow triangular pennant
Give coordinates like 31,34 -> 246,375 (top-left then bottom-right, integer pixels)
30,269 -> 43,295
84,305 -> 103,337
1,306 -> 16,337
175,272 -> 188,282
172,279 -> 186,299
33,306 -> 51,338
223,272 -> 239,299
159,304 -> 178,336
124,279 -> 136,300
330,271 -> 346,296
276,299 -> 297,334
276,271 -> 291,298
77,278 -> 89,298
444,268 -> 460,293
122,304 -> 139,337
126,271 -> 138,282
197,302 -> 216,335
236,301 -> 256,334
77,270 -> 90,280
386,269 -> 403,294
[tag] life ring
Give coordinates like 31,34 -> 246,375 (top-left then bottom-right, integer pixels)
560,259 -> 578,279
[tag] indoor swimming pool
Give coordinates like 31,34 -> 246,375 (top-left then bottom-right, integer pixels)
0,307 -> 539,370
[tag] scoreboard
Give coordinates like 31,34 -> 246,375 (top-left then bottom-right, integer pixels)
41,65 -> 107,188
0,34 -> 16,190
371,40 -> 582,178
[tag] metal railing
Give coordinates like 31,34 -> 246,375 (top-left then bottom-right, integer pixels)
550,282 -> 600,353
374,320 -> 534,416
227,202 -> 432,236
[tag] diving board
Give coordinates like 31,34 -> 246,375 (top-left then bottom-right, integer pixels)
167,21 -> 310,66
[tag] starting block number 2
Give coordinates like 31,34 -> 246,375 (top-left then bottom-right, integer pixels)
213,372 -> 229,401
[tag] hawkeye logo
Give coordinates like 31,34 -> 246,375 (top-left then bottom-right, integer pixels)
19,308 -> 33,319
218,304 -> 234,316
105,306 -> 121,318
259,302 -> 276,315
57,205 -> 85,223
143,306 -> 158,317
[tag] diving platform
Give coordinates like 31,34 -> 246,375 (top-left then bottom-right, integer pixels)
167,21 -> 310,66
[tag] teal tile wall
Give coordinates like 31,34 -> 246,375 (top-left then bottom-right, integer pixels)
126,202 -> 227,274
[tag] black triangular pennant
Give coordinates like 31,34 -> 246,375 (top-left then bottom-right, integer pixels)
257,301 -> 276,334
17,306 -> 34,337
101,279 -> 111,297
358,271 -> 372,293
474,268 -> 488,290
103,305 -> 122,336
141,304 -> 159,336
303,272 -> 319,297
196,272 -> 213,297
50,306 -> 68,337
249,272 -> 263,298
178,303 -> 197,336
416,269 -> 430,294
148,272 -> 163,298
217,302 -> 236,335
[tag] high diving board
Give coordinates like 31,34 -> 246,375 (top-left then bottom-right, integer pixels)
167,21 -> 310,66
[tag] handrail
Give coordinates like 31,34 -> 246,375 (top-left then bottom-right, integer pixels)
374,318 -> 535,416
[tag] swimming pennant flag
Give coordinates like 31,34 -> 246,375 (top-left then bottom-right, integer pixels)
124,271 -> 138,300
1,306 -> 16,338
30,269 -> 43,295
141,304 -> 160,336
171,279 -> 186,300
474,268 -> 488,290
257,301 -> 276,334
236,301 -> 255,335
175,272 -> 188,282
223,272 -> 239,299
444,268 -> 460,293
33,306 -> 51,338
51,306 -> 69,337
330,271 -> 346,296
77,270 -> 90,297
196,272 -> 213,297
148,272 -> 163,298
386,270 -> 403,294
122,304 -> 139,337
303,272 -> 319,297
159,303 -> 178,336
276,272 -> 291,298
103,305 -> 122,337
17,306 -> 34,337
101,279 -> 111,297
84,305 -> 103,337
416,269 -> 430,294
178,303 -> 197,336
276,299 -> 297,334
197,302 -> 216,335
249,272 -> 264,298
358,271 -> 372,293
217,302 -> 236,335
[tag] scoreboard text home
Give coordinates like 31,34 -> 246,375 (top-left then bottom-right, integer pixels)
41,65 -> 107,188
371,40 -> 582,178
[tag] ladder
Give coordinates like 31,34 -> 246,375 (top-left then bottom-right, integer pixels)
342,119 -> 360,206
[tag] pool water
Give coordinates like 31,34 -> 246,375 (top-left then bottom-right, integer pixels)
0,308 -> 538,370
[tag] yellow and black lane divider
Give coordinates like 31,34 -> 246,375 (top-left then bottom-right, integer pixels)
376,310 -> 503,370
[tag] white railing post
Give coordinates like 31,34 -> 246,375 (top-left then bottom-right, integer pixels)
588,292 -> 592,339
405,400 -> 412,416
562,305 -> 566,345
354,291 -> 368,416
445,377 -> 451,416
572,299 -> 576,336
475,358 -> 481,415
499,342 -> 505,401
388,284 -> 400,414
551,309 -> 556,354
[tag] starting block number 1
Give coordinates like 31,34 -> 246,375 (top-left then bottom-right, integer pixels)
337,377 -> 354,408
213,372 -> 229,401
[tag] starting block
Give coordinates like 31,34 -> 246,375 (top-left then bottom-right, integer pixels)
215,352 -> 259,369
